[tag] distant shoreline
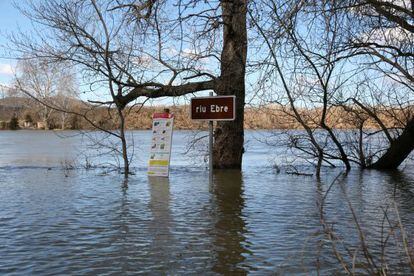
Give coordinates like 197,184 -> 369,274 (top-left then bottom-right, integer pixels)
1,96 -> 407,131
0,127 -> 384,132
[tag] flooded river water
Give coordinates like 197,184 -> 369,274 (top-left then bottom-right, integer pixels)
0,130 -> 413,274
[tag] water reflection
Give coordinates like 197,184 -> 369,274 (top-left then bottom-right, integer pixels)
383,171 -> 414,221
211,170 -> 251,274
148,176 -> 174,267
1,129 -> 414,274
314,171 -> 414,274
116,179 -> 132,274
386,171 -> 414,197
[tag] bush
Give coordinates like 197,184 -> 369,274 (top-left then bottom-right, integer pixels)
24,113 -> 33,123
9,116 -> 20,130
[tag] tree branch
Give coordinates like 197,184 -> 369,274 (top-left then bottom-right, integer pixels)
120,79 -> 217,106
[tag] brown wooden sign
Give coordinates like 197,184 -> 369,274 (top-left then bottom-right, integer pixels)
191,96 -> 236,121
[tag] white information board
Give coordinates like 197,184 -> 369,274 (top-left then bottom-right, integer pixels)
148,113 -> 174,177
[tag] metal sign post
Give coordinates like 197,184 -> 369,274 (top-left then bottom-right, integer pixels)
190,94 -> 236,185
208,92 -> 213,184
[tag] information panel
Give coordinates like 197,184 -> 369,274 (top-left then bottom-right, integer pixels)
148,113 -> 174,177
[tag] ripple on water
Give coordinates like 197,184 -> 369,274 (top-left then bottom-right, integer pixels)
0,163 -> 414,274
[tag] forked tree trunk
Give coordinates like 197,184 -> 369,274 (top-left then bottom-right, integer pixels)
369,117 -> 414,170
213,0 -> 247,169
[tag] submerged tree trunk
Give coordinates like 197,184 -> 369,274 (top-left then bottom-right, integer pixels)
118,108 -> 129,177
120,133 -> 129,177
213,0 -> 247,169
369,118 -> 414,170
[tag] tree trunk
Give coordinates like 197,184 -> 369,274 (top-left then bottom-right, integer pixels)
61,113 -> 66,130
43,119 -> 49,130
213,0 -> 247,169
43,106 -> 50,130
121,133 -> 129,177
118,108 -> 129,177
369,118 -> 414,170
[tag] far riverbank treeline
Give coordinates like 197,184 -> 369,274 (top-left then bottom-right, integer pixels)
0,97 -> 409,131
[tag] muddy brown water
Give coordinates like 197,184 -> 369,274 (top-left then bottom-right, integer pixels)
0,130 -> 413,274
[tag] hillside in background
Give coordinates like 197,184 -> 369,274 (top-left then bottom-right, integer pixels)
0,97 -> 410,130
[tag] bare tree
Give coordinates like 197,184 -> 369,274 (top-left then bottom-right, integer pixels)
8,0 -> 159,176
249,0 -> 357,175
341,0 -> 414,169
6,0 -> 249,177
0,84 -> 8,100
249,0 -> 413,173
55,70 -> 77,130
10,0 -> 412,176
14,59 -> 65,130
